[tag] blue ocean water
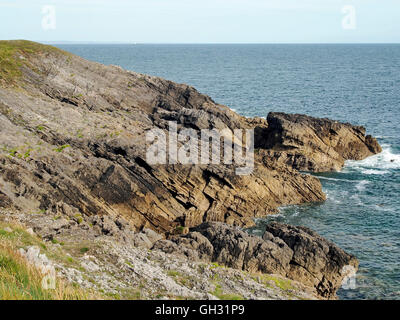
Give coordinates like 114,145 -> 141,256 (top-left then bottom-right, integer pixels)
56,44 -> 400,300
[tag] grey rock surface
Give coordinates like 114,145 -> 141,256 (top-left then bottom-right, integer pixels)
155,222 -> 358,299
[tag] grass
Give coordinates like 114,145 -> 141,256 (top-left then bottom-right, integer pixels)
0,222 -> 101,300
0,40 -> 68,86
53,144 -> 71,153
167,270 -> 197,289
211,283 -> 244,301
0,243 -> 93,300
210,262 -> 224,269
253,273 -> 294,291
80,247 -> 89,254
167,270 -> 180,277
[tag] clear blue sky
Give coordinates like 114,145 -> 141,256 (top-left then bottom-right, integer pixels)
1,0 -> 399,43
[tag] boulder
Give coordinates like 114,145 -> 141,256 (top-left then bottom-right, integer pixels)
153,232 -> 214,261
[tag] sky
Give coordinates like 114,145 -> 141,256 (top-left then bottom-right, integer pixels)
0,0 -> 399,43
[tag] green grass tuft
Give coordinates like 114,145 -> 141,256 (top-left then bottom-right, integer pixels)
211,284 -> 244,300
53,144 -> 71,153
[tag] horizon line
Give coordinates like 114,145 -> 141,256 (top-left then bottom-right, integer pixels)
38,41 -> 400,45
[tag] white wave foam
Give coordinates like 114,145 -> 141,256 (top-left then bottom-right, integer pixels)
349,194 -> 363,205
361,169 -> 390,175
345,145 -> 400,172
356,180 -> 369,192
266,212 -> 284,218
317,176 -> 356,182
325,189 -> 349,203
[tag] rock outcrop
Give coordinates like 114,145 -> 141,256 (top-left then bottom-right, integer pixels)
264,223 -> 358,298
0,41 -> 380,232
154,222 -> 358,299
256,112 -> 381,172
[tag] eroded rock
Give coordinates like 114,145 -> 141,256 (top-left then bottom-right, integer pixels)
256,112 -> 382,172
264,222 -> 359,298
155,222 -> 358,299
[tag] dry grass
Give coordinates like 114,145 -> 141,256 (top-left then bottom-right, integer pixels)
0,222 -> 103,300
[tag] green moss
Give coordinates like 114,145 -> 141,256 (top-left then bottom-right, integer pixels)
23,148 -> 32,159
211,284 -> 244,301
255,274 -> 294,292
80,247 -> 89,254
53,144 -> 71,153
8,147 -> 18,157
51,239 -> 64,246
167,270 -> 180,277
211,262 -> 224,269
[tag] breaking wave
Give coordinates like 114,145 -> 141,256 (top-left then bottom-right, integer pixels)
345,144 -> 400,173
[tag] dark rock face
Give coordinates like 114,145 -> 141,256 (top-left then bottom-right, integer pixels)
192,222 -> 293,275
264,223 -> 358,298
256,112 -> 382,172
0,190 -> 12,208
154,222 -> 358,299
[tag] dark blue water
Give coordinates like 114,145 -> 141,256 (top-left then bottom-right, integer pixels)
55,44 -> 400,300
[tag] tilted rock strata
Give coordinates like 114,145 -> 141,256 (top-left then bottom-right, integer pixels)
0,40 -> 339,231
256,112 -> 382,172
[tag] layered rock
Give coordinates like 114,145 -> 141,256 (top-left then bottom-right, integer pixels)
154,222 -> 358,299
0,40 -> 332,231
256,112 -> 382,172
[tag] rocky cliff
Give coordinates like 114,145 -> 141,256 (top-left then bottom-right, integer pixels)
0,40 -> 381,299
257,112 -> 382,172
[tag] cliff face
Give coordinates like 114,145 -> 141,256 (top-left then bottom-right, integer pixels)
0,40 -> 323,232
0,41 -> 381,299
0,41 -> 381,231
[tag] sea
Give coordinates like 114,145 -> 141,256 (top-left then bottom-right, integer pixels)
55,43 -> 400,300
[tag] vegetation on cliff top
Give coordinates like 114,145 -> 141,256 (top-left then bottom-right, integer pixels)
0,40 -> 67,86
0,222 -> 101,300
